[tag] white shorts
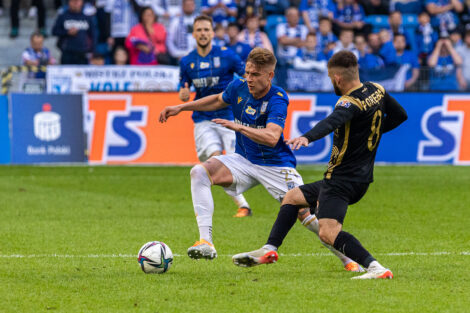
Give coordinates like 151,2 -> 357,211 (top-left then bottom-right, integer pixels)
194,121 -> 236,161
213,153 -> 304,202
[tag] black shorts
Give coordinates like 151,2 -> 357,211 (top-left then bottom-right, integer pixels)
299,179 -> 369,224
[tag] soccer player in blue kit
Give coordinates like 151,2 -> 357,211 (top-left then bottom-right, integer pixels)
179,15 -> 252,218
160,48 -> 363,272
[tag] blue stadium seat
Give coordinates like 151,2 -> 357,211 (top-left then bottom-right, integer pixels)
365,15 -> 389,32
402,14 -> 418,29
265,15 -> 286,54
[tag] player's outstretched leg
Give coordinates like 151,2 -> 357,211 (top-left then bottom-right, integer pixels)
232,245 -> 278,267
231,194 -> 252,217
331,230 -> 393,279
187,164 -> 217,260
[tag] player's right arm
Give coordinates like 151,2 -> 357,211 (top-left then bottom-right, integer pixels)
159,93 -> 229,123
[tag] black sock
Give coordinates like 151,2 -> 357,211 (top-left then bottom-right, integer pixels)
333,231 -> 376,268
266,204 -> 300,248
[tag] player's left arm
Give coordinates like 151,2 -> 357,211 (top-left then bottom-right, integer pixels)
382,92 -> 408,133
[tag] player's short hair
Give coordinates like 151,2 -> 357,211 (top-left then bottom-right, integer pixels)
193,15 -> 213,28
327,50 -> 359,80
246,47 -> 277,69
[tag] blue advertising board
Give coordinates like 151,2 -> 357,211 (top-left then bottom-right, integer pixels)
10,94 -> 86,164
0,96 -> 10,164
289,93 -> 470,165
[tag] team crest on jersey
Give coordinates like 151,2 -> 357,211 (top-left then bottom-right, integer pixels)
260,101 -> 268,114
337,100 -> 351,108
238,97 -> 243,104
245,106 -> 256,115
213,57 -> 220,68
200,62 -> 210,69
190,63 -> 195,69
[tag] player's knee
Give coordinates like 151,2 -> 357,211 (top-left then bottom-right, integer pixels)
190,164 -> 210,184
281,188 -> 300,205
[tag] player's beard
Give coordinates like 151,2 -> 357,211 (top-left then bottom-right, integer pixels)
333,80 -> 342,96
198,41 -> 210,49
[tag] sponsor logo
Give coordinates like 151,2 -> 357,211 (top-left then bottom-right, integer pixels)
277,92 -> 284,97
418,95 -> 470,165
287,95 -> 333,162
34,103 -> 61,142
87,94 -> 148,164
200,62 -> 210,69
245,106 -> 256,115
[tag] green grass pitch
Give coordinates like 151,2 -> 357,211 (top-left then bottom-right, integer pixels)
0,165 -> 469,312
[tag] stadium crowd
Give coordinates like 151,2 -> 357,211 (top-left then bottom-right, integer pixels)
8,0 -> 470,90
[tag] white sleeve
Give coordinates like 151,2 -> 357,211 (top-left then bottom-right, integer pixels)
276,24 -> 286,39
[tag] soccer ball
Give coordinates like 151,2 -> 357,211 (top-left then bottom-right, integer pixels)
138,241 -> 173,274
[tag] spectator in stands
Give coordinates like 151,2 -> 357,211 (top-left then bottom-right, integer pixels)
113,46 -> 129,65
355,33 -> 385,69
293,32 -> 327,71
450,28 -> 463,47
368,31 -> 397,65
333,29 -> 359,58
90,53 -> 105,65
22,32 -> 55,66
125,6 -> 169,65
389,0 -> 422,14
333,0 -> 370,35
425,0 -> 463,36
428,37 -> 462,90
318,17 -> 338,55
276,7 -> 308,67
460,0 -> 470,29
237,0 -> 266,27
238,15 -> 273,52
226,22 -> 252,61
393,33 -> 420,89
201,0 -> 237,27
387,11 -> 416,51
456,29 -> 470,89
300,0 -> 335,33
213,24 -> 228,46
167,0 -> 197,63
359,0 -> 389,15
10,0 -> 46,38
52,0 -> 96,64
105,0 -> 140,50
415,11 -> 438,65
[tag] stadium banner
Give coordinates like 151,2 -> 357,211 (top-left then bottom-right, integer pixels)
10,94 -> 86,164
46,65 -> 180,94
0,95 -> 10,164
84,92 -> 470,165
276,65 -> 408,92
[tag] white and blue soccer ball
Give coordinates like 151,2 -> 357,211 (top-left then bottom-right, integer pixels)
138,241 -> 173,274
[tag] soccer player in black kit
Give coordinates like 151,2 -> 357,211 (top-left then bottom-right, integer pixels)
232,50 -> 408,279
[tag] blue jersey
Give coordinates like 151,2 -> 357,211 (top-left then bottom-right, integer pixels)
180,46 -> 245,123
222,78 -> 296,167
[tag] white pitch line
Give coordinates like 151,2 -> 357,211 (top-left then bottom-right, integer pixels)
0,252 -> 469,258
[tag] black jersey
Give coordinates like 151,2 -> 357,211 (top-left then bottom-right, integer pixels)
302,82 -> 407,183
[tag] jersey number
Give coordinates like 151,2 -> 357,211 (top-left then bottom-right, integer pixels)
368,111 -> 382,151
